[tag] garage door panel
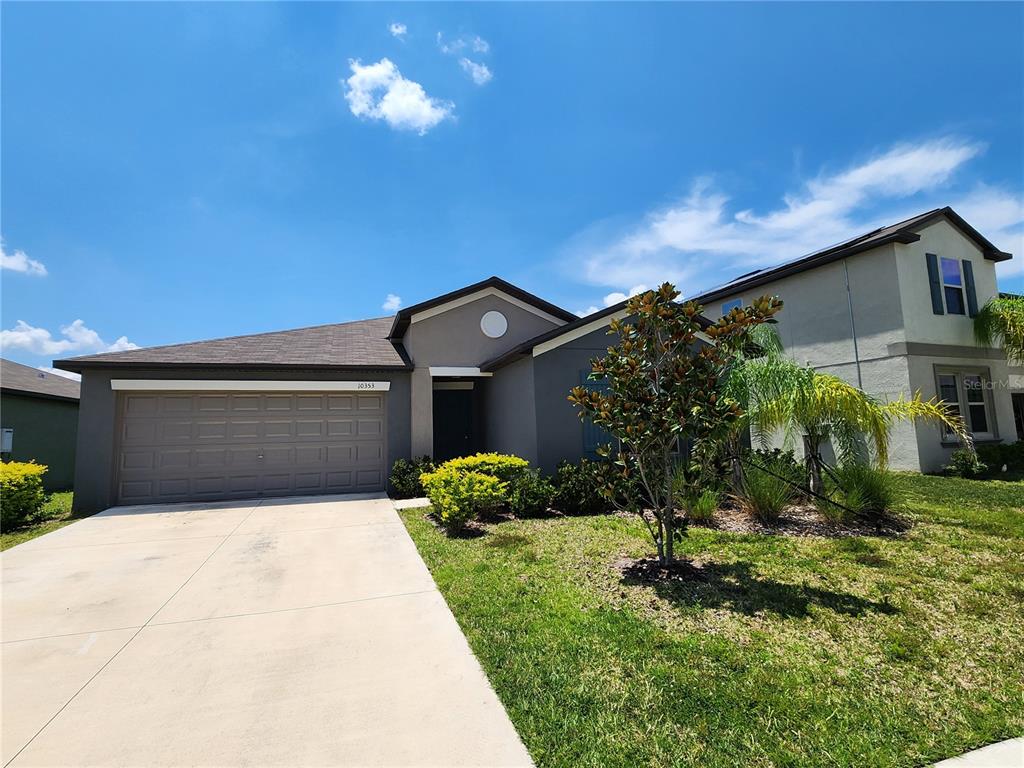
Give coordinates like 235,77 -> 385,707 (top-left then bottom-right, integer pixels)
121,451 -> 155,471
327,420 -> 354,437
231,395 -> 260,411
265,421 -> 293,438
162,396 -> 193,413
229,421 -> 261,439
123,420 -> 157,443
198,396 -> 229,411
125,395 -> 159,416
159,451 -> 191,470
116,392 -> 386,505
357,419 -> 382,437
296,421 -> 323,438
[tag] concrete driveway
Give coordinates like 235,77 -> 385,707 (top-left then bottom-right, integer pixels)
1,495 -> 533,768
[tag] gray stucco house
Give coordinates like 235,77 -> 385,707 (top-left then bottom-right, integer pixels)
694,207 -> 1022,473
1,358 -> 80,491
56,206 -> 1018,513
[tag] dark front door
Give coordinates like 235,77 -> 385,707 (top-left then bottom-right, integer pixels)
433,388 -> 475,461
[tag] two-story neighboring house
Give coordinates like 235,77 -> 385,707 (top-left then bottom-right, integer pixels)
694,207 -> 1022,473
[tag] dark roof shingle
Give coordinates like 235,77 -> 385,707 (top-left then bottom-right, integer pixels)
55,317 -> 409,372
694,206 -> 1012,303
1,358 -> 81,400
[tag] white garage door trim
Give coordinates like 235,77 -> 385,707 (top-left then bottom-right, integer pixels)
111,380 -> 391,392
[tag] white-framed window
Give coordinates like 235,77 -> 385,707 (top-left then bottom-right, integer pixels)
940,257 -> 966,315
721,298 -> 742,316
936,368 -> 996,441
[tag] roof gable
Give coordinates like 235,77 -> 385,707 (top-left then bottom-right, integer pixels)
387,276 -> 576,340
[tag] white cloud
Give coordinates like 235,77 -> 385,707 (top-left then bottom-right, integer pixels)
601,284 -> 649,307
459,58 -> 492,85
0,320 -> 139,357
343,58 -> 454,135
951,183 -> 1024,282
388,22 -> 407,39
437,32 -> 490,56
573,137 -> 1018,295
1,241 -> 47,276
382,293 -> 402,311
38,366 -> 81,382
575,306 -> 600,318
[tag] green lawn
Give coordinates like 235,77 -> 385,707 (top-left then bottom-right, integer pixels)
400,473 -> 1024,768
1,492 -> 79,550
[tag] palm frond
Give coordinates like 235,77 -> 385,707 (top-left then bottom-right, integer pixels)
973,296 -> 1024,365
883,393 -> 973,452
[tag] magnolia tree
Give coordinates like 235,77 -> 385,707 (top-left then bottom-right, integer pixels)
569,284 -> 782,565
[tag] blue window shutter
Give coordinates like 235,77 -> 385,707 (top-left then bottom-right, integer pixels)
962,260 -> 979,317
926,253 -> 944,315
580,370 -> 611,457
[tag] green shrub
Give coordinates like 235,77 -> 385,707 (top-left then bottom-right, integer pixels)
420,466 -> 508,533
975,442 -> 1024,475
686,488 -> 719,523
441,453 -> 530,484
389,456 -> 435,498
734,453 -> 799,524
750,448 -> 807,494
943,448 -> 987,479
551,459 -> 614,515
1,461 -> 48,529
509,470 -> 555,517
823,462 -> 899,524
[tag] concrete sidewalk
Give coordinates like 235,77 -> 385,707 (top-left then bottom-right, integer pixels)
2,494 -> 533,767
934,737 -> 1023,767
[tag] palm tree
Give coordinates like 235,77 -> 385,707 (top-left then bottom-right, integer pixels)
722,324 -> 785,489
736,353 -> 972,496
974,295 -> 1024,365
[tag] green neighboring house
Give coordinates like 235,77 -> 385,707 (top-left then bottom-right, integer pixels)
1,358 -> 80,491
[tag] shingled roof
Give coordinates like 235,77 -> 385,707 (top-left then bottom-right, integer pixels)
694,206 -> 1013,304
54,317 -> 410,373
1,358 -> 81,401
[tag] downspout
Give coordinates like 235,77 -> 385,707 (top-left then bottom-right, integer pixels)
843,258 -> 863,390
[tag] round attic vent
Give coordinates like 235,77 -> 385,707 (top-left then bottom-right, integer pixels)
480,310 -> 508,339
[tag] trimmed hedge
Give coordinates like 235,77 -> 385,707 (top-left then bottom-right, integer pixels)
1,461 -> 48,529
420,466 -> 507,533
439,453 -> 529,484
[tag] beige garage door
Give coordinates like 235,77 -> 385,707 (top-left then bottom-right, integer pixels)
115,391 -> 386,505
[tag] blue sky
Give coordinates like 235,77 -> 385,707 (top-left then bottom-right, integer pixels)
2,2 -> 1022,373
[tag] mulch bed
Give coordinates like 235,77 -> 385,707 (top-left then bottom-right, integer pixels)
697,501 -> 910,538
614,502 -> 910,539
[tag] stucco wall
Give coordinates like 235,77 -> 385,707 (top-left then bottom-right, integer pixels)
403,294 -> 563,455
482,355 -> 538,463
708,244 -> 905,371
708,221 -> 1016,471
71,368 -> 411,514
895,219 -> 1000,347
905,352 -> 1020,472
0,393 -> 79,491
533,325 -> 615,475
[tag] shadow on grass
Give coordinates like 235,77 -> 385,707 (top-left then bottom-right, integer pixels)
620,557 -> 898,619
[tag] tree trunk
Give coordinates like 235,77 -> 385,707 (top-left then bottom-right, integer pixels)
662,449 -> 675,564
664,510 -> 674,564
729,434 -> 744,491
805,434 -> 824,497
